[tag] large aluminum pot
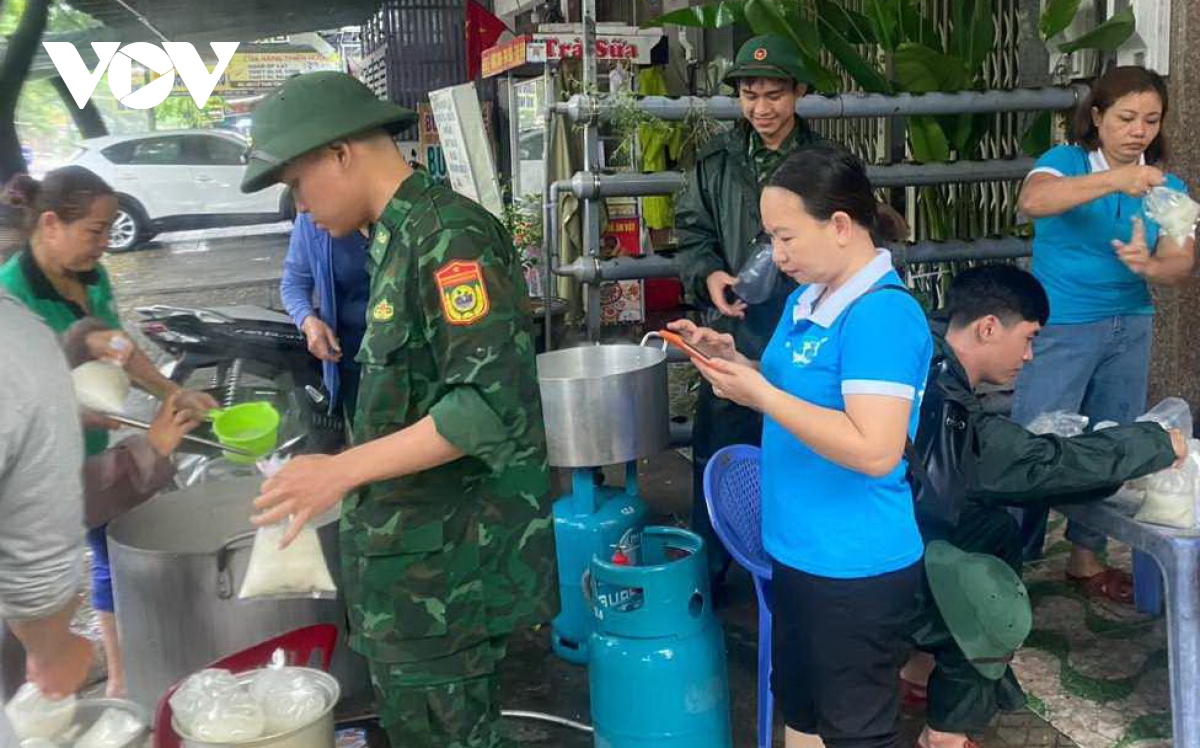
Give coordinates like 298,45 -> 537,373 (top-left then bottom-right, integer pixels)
106,477 -> 371,722
537,342 -> 669,467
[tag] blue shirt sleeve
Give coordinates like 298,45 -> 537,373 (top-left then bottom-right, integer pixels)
1030,144 -> 1087,178
280,216 -> 318,329
839,292 -> 931,401
1166,173 -> 1188,194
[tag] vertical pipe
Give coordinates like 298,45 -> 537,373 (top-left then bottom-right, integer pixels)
581,0 -> 603,342
542,65 -> 558,351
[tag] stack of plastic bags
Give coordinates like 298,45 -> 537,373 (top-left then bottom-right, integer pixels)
4,684 -> 144,747
169,651 -> 328,741
1129,398 -> 1200,529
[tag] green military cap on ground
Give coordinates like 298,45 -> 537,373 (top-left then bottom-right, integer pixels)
925,540 -> 1034,681
241,71 -> 417,194
723,34 -> 815,88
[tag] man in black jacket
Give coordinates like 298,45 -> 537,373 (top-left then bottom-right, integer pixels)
906,265 -> 1186,748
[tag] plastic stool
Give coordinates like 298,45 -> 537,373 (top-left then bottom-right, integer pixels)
704,445 -> 773,748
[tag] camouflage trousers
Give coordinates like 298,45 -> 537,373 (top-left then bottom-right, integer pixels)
912,505 -> 1027,733
369,635 -> 515,748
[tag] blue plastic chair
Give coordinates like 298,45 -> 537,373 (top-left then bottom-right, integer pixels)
703,444 -> 772,748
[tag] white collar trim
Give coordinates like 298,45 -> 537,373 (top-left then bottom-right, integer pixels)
793,249 -> 896,328
1088,148 -> 1146,173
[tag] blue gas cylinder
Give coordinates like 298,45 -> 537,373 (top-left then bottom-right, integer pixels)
588,526 -> 732,748
552,463 -> 648,664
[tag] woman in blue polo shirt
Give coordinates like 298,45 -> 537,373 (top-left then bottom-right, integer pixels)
671,145 -> 931,748
1013,66 -> 1195,603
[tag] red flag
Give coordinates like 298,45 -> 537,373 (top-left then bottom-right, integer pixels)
466,0 -> 509,79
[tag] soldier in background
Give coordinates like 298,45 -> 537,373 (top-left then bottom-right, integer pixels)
241,72 -> 556,748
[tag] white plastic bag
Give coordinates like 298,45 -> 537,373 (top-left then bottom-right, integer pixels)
248,651 -> 327,734
238,456 -> 337,600
168,669 -> 264,742
1145,186 -> 1200,243
238,522 -> 337,600
5,685 -> 76,741
70,361 -> 130,414
1027,410 -> 1089,437
1137,397 -> 1193,439
21,739 -> 60,748
1136,439 -> 1200,529
72,707 -> 143,748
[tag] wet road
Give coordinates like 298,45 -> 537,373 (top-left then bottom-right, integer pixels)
105,221 -> 292,305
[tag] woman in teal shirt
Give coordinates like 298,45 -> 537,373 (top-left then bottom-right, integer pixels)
0,166 -> 217,696
1014,67 -> 1195,602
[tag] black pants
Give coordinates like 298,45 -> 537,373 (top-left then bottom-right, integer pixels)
772,560 -> 922,748
913,506 -> 1027,734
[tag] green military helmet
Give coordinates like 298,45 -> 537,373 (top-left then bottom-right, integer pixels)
925,540 -> 1034,681
723,34 -> 815,88
241,71 -> 417,194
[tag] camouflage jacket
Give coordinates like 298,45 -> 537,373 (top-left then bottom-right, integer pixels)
341,170 -> 556,663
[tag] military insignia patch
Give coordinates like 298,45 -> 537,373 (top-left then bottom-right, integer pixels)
753,47 -> 768,61
372,299 -> 395,322
435,260 -> 490,326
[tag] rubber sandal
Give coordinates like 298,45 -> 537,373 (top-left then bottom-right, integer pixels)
1066,568 -> 1135,605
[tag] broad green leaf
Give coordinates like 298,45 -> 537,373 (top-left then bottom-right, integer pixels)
815,0 -> 877,45
950,0 -> 996,76
644,1 -> 747,29
798,49 -> 843,94
820,20 -> 892,93
744,0 -> 821,58
1021,110 -> 1055,157
1039,0 -> 1082,41
898,0 -> 942,53
1059,6 -> 1136,53
894,43 -> 971,93
909,115 -> 951,163
863,0 -> 899,52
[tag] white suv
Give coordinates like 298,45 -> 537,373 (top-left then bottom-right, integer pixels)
70,130 -> 293,251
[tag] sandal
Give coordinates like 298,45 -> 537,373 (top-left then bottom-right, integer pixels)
917,736 -> 981,748
1066,568 -> 1135,605
900,677 -> 928,712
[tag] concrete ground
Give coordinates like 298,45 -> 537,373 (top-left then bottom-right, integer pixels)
488,449 -> 1078,748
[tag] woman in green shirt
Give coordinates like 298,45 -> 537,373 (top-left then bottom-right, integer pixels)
0,166 -> 218,696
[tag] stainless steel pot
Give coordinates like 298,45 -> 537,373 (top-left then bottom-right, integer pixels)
105,477 -> 371,722
536,342 -> 669,467
175,669 -> 338,748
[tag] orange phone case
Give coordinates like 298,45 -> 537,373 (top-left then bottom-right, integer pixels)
657,330 -> 713,361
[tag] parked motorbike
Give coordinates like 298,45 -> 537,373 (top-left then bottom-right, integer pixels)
134,303 -> 347,483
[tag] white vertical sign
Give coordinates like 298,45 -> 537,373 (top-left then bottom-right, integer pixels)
428,83 -> 504,219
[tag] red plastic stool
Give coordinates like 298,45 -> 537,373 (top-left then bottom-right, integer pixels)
153,623 -> 338,748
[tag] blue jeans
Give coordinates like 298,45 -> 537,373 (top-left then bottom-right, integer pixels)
1010,315 -> 1154,560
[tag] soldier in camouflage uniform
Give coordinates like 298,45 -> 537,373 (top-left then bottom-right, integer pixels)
676,35 -> 823,584
241,72 -> 556,748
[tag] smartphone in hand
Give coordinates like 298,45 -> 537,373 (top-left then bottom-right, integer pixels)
657,330 -> 713,362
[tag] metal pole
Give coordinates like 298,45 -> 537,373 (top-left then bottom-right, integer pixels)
541,65 -> 558,351
557,85 -> 1089,123
556,237 -> 1033,283
580,0 -> 603,342
554,159 -> 1035,200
